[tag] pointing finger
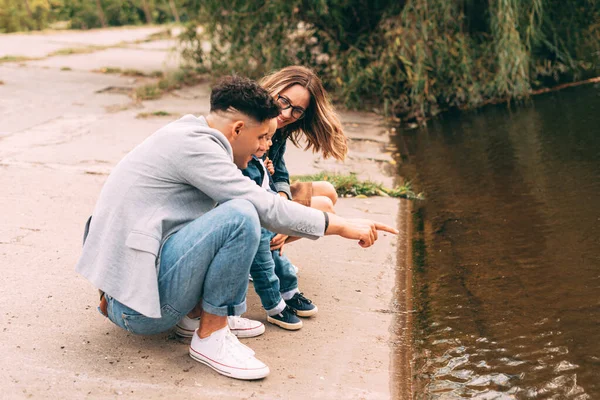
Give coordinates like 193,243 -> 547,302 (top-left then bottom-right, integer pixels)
374,222 -> 398,235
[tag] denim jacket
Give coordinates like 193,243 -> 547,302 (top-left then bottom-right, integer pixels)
242,156 -> 276,192
267,131 -> 292,199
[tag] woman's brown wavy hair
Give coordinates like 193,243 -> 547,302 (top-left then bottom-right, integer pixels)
259,66 -> 347,161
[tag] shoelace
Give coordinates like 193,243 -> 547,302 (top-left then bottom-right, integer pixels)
220,330 -> 252,362
281,306 -> 298,317
293,292 -> 312,305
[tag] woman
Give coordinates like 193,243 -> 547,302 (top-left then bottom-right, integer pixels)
260,65 -> 348,253
240,65 -> 349,330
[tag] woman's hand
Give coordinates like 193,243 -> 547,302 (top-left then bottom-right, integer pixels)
265,157 -> 275,175
270,233 -> 289,255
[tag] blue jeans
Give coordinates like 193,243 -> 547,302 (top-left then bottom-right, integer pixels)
250,228 -> 298,315
105,199 -> 261,335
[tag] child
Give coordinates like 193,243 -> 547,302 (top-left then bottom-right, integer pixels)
242,133 -> 317,330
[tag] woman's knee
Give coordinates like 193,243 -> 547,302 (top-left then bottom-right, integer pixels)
311,196 -> 335,213
312,181 -> 338,205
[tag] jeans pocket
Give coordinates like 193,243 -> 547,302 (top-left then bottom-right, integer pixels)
122,304 -> 181,335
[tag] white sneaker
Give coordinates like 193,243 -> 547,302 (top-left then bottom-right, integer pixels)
189,327 -> 269,380
176,315 -> 265,339
175,315 -> 199,338
227,315 -> 266,338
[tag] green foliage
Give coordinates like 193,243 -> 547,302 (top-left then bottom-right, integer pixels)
0,0 -> 194,32
3,1 -> 599,118
291,172 -> 424,200
0,0 -> 52,32
179,0 -> 600,119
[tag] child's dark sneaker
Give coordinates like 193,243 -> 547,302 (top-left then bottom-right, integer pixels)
267,306 -> 303,330
285,292 -> 318,317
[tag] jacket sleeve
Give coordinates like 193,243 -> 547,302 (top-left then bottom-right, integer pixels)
271,140 -> 292,199
172,135 -> 325,239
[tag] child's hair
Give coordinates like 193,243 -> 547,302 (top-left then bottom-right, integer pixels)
211,75 -> 281,123
260,66 -> 348,161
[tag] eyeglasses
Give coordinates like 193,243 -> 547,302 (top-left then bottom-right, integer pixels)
277,94 -> 305,120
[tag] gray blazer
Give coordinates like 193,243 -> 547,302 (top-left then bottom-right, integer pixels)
76,115 -> 325,318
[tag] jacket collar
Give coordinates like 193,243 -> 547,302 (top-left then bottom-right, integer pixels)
196,115 -> 234,160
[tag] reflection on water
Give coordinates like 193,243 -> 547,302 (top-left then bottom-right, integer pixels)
395,85 -> 600,399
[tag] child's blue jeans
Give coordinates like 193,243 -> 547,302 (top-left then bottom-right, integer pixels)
250,228 -> 299,315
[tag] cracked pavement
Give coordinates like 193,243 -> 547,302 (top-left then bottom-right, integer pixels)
0,26 -> 407,400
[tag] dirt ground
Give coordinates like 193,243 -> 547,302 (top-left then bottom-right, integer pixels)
0,26 -> 410,399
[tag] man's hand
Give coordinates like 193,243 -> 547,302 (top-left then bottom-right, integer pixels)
326,214 -> 398,248
265,157 -> 275,175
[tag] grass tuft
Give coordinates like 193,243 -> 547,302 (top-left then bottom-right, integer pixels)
136,111 -> 174,119
96,66 -> 122,74
135,84 -> 162,100
95,67 -> 165,79
48,46 -> 103,56
134,68 -> 205,100
0,55 -> 36,64
291,172 -> 424,200
60,66 -> 72,71
122,69 -> 148,77
149,70 -> 165,78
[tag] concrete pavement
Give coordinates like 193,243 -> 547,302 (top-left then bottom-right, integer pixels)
0,26 -> 408,399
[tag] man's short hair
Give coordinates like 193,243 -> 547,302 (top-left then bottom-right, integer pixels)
210,75 -> 280,123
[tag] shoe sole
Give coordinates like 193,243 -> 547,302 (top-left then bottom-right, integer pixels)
175,325 -> 195,338
294,305 -> 318,318
189,347 -> 269,380
232,323 -> 266,338
266,316 -> 303,330
176,324 -> 265,339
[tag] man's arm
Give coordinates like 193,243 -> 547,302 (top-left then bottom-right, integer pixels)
173,137 -> 325,239
174,135 -> 398,245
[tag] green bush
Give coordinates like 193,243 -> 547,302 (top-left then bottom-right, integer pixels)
0,0 -> 52,32
0,0 -> 191,32
178,0 -> 600,120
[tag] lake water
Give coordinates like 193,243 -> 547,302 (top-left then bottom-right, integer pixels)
394,85 -> 600,399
